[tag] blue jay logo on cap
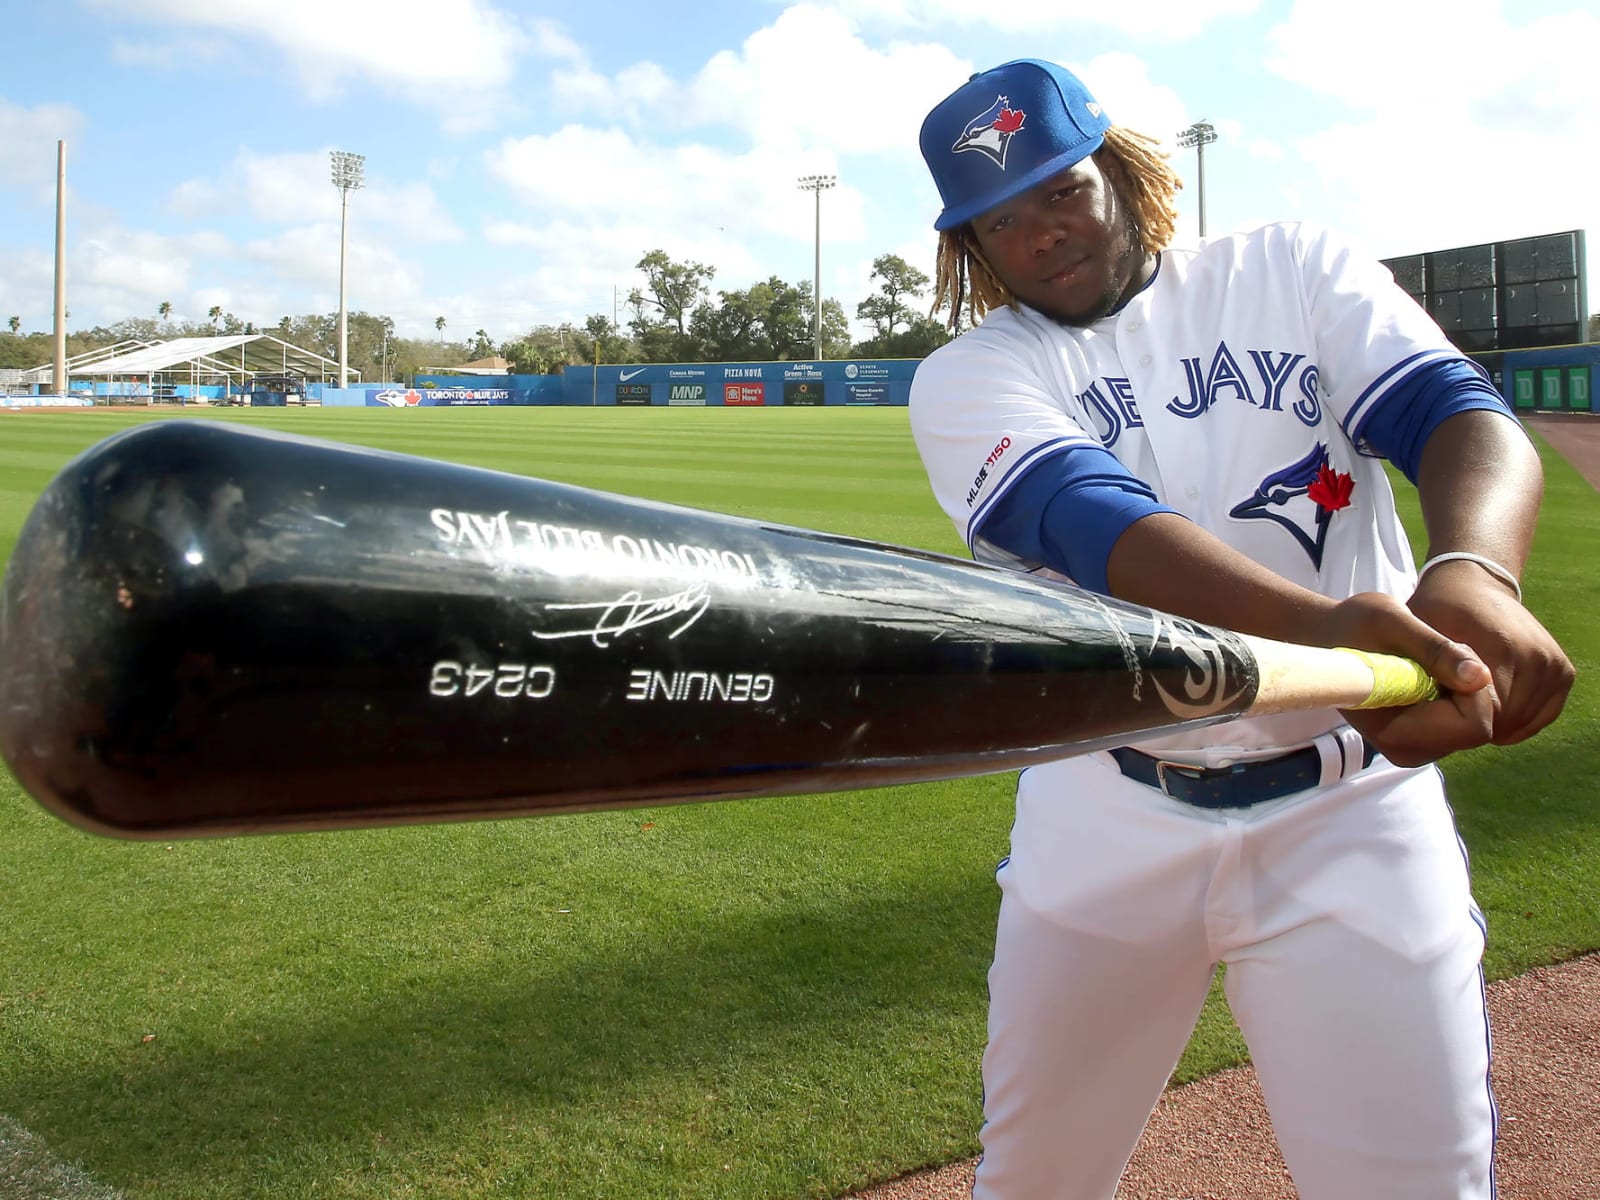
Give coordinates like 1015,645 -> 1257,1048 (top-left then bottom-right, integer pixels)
951,95 -> 1027,168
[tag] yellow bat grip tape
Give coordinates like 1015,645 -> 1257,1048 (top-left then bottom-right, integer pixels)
1336,648 -> 1441,709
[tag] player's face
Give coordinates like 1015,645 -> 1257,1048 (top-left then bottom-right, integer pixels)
969,155 -> 1153,327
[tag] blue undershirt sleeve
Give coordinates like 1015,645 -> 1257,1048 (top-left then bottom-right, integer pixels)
975,443 -> 1181,595
1353,358 -> 1518,483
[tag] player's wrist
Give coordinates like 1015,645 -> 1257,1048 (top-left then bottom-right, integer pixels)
1416,551 -> 1522,604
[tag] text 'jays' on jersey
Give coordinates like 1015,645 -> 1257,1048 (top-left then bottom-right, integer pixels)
910,221 -> 1461,758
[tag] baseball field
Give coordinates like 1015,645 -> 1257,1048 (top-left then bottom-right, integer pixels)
2,405 -> 1596,1200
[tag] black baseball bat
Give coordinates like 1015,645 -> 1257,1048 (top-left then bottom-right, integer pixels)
0,420 -> 1432,838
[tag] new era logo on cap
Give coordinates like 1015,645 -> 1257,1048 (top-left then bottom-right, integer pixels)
920,59 -> 1114,231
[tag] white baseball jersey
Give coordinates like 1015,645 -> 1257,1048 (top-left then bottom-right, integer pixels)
910,220 -> 1457,760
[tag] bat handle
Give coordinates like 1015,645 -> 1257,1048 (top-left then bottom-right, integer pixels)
1239,635 -> 1439,715
1334,647 -> 1440,709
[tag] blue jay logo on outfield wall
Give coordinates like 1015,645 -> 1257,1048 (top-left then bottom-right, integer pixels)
1228,443 -> 1355,571
952,96 -> 1027,168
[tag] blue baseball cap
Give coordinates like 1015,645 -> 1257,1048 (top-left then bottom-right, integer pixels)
920,59 -> 1113,231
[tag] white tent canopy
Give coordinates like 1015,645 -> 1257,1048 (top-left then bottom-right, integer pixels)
22,335 -> 357,388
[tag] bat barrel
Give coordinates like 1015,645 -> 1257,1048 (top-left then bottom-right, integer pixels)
0,421 -> 1261,837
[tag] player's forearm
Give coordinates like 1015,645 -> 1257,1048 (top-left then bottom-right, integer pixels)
1104,512 -> 1339,642
1413,409 -> 1543,583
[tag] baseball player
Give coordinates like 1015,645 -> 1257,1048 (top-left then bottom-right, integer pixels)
908,59 -> 1574,1199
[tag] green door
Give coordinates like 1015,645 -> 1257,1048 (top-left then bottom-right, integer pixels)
1566,366 -> 1592,412
1537,368 -> 1566,411
1512,369 -> 1536,409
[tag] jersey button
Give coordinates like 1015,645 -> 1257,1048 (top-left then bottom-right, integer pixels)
1139,354 -> 1153,367
1126,319 -> 1142,333
1185,485 -> 1199,500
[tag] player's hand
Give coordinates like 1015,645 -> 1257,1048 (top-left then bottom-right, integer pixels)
1312,590 -> 1499,767
1404,558 -> 1574,747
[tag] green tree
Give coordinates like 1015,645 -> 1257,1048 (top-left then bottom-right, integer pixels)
208,305 -> 223,329
435,316 -> 447,342
6,316 -> 18,335
818,296 -> 852,359
157,301 -> 172,326
855,254 -> 929,341
581,314 -> 636,365
627,249 -> 715,361
691,276 -> 831,362
850,253 -> 951,358
469,329 -> 495,360
325,312 -> 397,381
631,249 -> 715,336
851,314 -> 951,359
500,338 -> 553,375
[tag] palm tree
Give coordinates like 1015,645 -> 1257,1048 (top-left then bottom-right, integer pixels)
6,316 -> 19,335
435,315 -> 447,342
157,301 -> 172,325
208,305 -> 223,329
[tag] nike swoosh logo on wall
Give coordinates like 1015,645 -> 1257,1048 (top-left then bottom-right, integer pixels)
619,367 -> 646,381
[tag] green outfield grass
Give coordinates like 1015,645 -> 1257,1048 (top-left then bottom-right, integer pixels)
1,405 -> 1595,1200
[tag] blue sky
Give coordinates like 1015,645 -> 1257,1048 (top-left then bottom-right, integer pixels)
1,0 -> 1594,344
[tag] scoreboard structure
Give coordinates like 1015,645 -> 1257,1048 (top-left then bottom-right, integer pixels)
1382,229 -> 1587,353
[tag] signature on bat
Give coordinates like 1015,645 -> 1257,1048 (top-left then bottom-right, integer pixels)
530,582 -> 711,648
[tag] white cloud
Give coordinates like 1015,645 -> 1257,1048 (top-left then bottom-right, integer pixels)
552,60 -> 675,124
168,149 -> 463,242
680,6 -> 968,155
485,125 -> 867,245
1069,51 -> 1194,143
0,98 -> 87,204
85,0 -> 533,122
1266,1 -> 1600,258
39,225 -> 230,327
827,0 -> 1264,39
1266,0 -> 1501,107
108,33 -> 229,68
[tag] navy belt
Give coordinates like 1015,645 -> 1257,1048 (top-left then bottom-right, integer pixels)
1109,739 -> 1379,809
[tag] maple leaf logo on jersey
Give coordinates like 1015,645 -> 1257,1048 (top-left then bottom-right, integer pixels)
1228,444 -> 1355,570
1307,464 -> 1355,512
952,95 -> 1026,168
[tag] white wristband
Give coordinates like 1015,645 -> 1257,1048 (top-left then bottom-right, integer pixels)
1416,551 -> 1522,603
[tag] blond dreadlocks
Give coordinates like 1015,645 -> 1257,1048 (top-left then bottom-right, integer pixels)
930,125 -> 1182,331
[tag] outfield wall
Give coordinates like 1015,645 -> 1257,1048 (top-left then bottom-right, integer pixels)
391,348 -> 1596,412
315,359 -> 923,408
562,359 -> 920,407
1471,342 -> 1599,413
82,345 -> 1592,412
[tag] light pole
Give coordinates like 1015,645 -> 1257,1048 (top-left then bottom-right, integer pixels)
797,174 -> 836,359
52,140 -> 67,397
330,150 -> 365,388
1176,121 -> 1218,239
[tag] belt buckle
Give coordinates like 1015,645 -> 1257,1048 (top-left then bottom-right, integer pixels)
1153,759 -> 1205,798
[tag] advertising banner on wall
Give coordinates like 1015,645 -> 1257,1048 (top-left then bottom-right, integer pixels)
566,359 -> 921,405
723,382 -> 765,406
367,386 -> 508,407
782,381 -> 825,406
400,375 -> 566,405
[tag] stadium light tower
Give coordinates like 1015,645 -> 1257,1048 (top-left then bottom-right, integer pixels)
330,150 -> 365,388
1175,121 -> 1218,239
797,174 -> 836,359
